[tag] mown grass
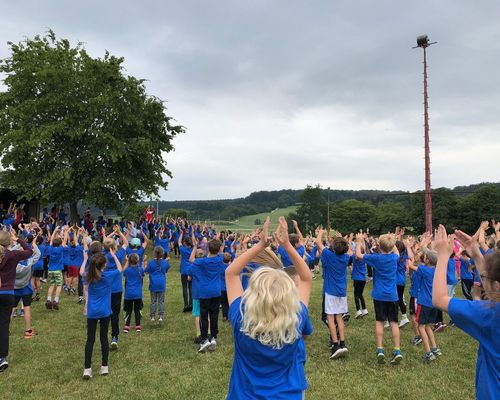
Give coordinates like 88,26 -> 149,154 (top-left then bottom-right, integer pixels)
3,254 -> 476,400
214,206 -> 298,232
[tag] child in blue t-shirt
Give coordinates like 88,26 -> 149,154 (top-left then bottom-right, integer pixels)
123,253 -> 144,332
225,217 -> 313,400
408,268 -> 422,346
409,252 -> 442,363
433,225 -> 499,400
188,238 -> 225,352
459,251 -> 474,300
178,233 -> 194,312
145,247 -> 170,323
355,233 -> 403,365
220,252 -> 231,321
82,249 -> 123,379
316,231 -> 350,359
31,236 -> 46,302
350,242 -> 368,319
45,225 -> 68,310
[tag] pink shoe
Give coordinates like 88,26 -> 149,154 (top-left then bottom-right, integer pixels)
136,325 -> 142,333
123,325 -> 130,334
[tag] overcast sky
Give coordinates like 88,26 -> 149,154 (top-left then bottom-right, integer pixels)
1,1 -> 499,201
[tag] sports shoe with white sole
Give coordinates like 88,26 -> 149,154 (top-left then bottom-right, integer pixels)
390,350 -> 403,365
376,349 -> 386,364
83,368 -> 92,380
399,315 -> 410,328
100,365 -> 109,376
0,358 -> 8,372
383,321 -> 390,328
208,338 -> 217,352
198,339 -> 212,353
354,310 -> 363,319
361,309 -> 369,316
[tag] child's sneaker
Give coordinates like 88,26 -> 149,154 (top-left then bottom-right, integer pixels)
361,309 -> 369,316
136,325 -> 142,333
158,317 -> 163,323
45,300 -> 53,310
383,320 -> 390,328
70,288 -> 76,295
330,343 -> 345,359
100,365 -> 109,376
423,352 -> 436,364
399,315 -> 410,328
390,350 -> 403,365
20,309 -> 25,317
52,302 -> 59,310
24,329 -> 36,339
151,317 -> 155,323
433,322 -> 447,332
376,348 -> 386,364
412,335 -> 423,346
64,286 -> 70,295
431,347 -> 442,357
110,337 -> 118,350
208,338 -> 217,352
354,310 -> 363,319
198,339 -> 211,353
11,309 -> 17,318
342,312 -> 350,322
83,368 -> 92,380
0,357 -> 8,372
123,325 -> 130,334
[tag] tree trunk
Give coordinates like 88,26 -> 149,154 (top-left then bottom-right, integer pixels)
70,201 -> 79,225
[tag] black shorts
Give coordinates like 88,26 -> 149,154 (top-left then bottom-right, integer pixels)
63,265 -> 68,273
14,295 -> 32,307
33,269 -> 44,278
373,300 -> 398,322
416,304 -> 438,325
409,296 -> 417,315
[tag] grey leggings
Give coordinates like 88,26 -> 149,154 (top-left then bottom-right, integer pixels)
150,291 -> 165,319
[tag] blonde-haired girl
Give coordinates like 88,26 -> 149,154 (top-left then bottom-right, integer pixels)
225,217 -> 312,399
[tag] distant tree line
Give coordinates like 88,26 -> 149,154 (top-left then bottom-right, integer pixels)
289,183 -> 500,235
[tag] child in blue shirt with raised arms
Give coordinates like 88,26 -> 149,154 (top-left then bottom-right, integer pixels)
350,241 -> 368,319
225,217 -> 312,400
432,225 -> 499,400
316,230 -> 350,359
45,225 -> 68,310
80,249 -> 123,379
355,233 -> 403,365
123,253 -> 144,333
145,247 -> 170,323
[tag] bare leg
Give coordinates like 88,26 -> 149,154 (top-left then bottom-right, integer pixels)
24,306 -> 31,331
375,321 -> 384,348
335,314 -> 345,341
418,325 -> 430,353
327,315 -> 338,342
390,322 -> 400,348
425,325 -> 437,348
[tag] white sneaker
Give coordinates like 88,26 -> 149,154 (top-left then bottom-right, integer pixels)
208,338 -> 217,352
151,317 -> 155,323
100,365 -> 109,376
399,315 -> 410,328
355,310 -> 363,319
158,317 -> 163,323
383,320 -> 390,328
198,339 -> 212,353
83,368 -> 92,380
361,309 -> 369,316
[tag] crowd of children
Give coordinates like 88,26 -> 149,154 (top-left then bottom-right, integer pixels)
0,205 -> 498,399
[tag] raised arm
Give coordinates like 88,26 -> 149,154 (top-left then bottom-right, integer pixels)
432,225 -> 455,312
79,251 -> 89,277
478,220 -> 489,251
355,233 -> 365,260
276,217 -> 312,307
109,248 -> 123,272
141,230 -> 149,249
315,229 -> 326,255
225,217 -> 271,305
292,220 -> 305,244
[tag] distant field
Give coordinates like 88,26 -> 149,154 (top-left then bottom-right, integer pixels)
213,206 -> 297,232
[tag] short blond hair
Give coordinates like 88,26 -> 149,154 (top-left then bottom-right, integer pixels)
379,234 -> 396,253
103,238 -> 116,251
240,267 -> 301,349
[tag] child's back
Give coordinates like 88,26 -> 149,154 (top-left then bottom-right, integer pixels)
191,255 -> 224,299
364,253 -> 399,301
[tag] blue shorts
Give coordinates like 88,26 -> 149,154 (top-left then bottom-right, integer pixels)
192,299 -> 200,317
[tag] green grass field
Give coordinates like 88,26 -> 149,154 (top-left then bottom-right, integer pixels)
3,254 -> 476,400
214,206 -> 298,232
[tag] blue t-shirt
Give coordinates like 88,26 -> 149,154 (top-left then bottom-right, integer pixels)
446,258 -> 458,285
126,246 -> 145,266
105,248 -> 126,293
396,252 -> 408,287
459,257 -> 473,280
123,266 -> 144,300
179,245 -> 193,275
278,245 -> 305,268
47,245 -> 65,271
227,297 -> 312,400
409,271 -> 420,298
350,256 -> 366,281
415,264 -> 435,308
145,259 -> 170,292
321,249 -> 349,297
448,299 -> 500,400
221,262 -> 229,292
33,244 -> 47,271
363,253 -> 398,302
87,269 -> 120,319
156,237 -> 171,254
190,255 -> 225,299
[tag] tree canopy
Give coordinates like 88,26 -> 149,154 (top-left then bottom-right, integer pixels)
0,31 -> 184,220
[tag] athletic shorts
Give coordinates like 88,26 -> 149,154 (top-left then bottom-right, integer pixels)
67,266 -> 79,278
192,299 -> 200,317
324,294 -> 348,315
33,269 -> 44,278
373,300 -> 398,322
416,304 -> 438,325
409,296 -> 417,315
63,265 -> 68,273
14,294 -> 32,307
48,271 -> 63,286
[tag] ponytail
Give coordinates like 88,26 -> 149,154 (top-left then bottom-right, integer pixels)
86,253 -> 106,284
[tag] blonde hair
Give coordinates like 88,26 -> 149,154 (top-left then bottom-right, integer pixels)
379,234 -> 396,253
240,267 -> 301,349
103,238 -> 116,251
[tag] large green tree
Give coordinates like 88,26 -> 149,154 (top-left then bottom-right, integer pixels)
0,31 -> 184,221
368,202 -> 407,234
330,199 -> 376,234
288,185 -> 327,233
